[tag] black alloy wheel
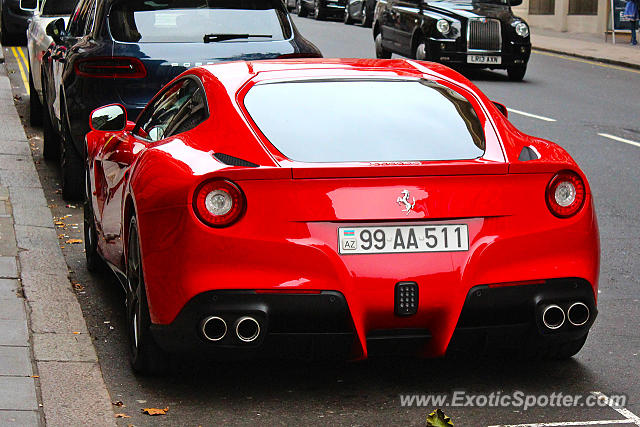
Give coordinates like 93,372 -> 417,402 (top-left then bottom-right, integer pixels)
83,169 -> 102,272
296,0 -> 308,17
126,217 -> 169,375
375,33 -> 391,59
344,5 -> 354,24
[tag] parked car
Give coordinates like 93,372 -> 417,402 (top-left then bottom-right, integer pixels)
41,0 -> 321,200
25,0 -> 75,129
373,0 -> 531,81
295,0 -> 347,20
0,0 -> 33,44
343,0 -> 376,27
85,58 -> 599,374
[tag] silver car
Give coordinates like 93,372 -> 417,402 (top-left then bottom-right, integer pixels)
22,0 -> 74,126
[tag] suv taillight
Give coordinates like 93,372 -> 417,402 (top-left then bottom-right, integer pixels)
193,179 -> 245,227
546,170 -> 586,218
74,57 -> 147,79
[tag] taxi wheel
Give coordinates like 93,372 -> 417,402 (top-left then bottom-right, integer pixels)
415,42 -> 429,61
59,107 -> 84,201
361,5 -> 373,27
42,94 -> 60,161
126,217 -> 169,375
507,64 -> 527,81
344,7 -> 354,24
314,1 -> 326,20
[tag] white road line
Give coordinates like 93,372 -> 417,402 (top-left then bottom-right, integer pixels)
507,108 -> 557,122
598,133 -> 640,148
489,392 -> 640,427
591,392 -> 640,426
489,420 -> 635,426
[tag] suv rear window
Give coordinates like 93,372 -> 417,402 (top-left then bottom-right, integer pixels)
109,0 -> 290,43
42,0 -> 77,16
243,79 -> 486,163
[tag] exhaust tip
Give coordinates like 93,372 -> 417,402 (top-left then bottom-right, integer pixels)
542,304 -> 565,330
235,316 -> 260,343
567,302 -> 590,326
201,316 -> 227,342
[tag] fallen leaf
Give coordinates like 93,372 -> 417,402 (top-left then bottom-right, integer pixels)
426,409 -> 453,427
142,407 -> 169,416
72,283 -> 84,291
72,332 -> 80,335
31,375 -> 39,378
112,401 -> 125,407
66,239 -> 83,244
115,413 -> 130,418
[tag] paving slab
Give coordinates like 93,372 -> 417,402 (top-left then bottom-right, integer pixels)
0,297 -> 26,321
0,257 -> 17,279
0,346 -> 33,376
0,278 -> 19,299
38,361 -> 115,426
0,319 -> 28,346
0,377 -> 38,411
20,271 -> 75,304
0,410 -> 40,426
33,333 -> 97,363
0,139 -> 31,157
18,249 -> 69,279
0,218 -> 17,257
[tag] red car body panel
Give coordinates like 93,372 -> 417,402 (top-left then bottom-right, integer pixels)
86,58 -> 600,359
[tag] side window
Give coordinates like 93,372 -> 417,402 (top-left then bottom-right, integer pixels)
164,86 -> 209,138
67,0 -> 89,37
136,79 -> 204,142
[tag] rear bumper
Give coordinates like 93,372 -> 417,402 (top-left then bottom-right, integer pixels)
150,279 -> 596,360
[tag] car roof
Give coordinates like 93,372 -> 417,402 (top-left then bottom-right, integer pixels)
199,58 -> 480,93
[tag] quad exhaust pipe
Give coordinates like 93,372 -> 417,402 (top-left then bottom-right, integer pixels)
235,316 -> 261,343
201,316 -> 227,342
541,304 -> 565,330
567,302 -> 590,326
541,302 -> 590,330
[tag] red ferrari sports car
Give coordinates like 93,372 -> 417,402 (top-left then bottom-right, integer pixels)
84,58 -> 599,374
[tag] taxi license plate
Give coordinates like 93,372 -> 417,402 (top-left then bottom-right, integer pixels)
467,55 -> 501,64
338,224 -> 469,255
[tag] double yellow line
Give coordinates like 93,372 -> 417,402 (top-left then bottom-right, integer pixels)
10,46 -> 31,96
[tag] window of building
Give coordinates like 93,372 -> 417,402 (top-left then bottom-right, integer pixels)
529,0 -> 555,15
568,0 -> 597,15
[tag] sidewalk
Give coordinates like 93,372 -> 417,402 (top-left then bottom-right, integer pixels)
531,27 -> 640,69
0,51 -> 115,425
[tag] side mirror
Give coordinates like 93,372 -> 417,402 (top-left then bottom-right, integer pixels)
19,0 -> 38,11
509,0 -> 523,6
46,18 -> 66,44
492,101 -> 508,118
90,104 -> 127,132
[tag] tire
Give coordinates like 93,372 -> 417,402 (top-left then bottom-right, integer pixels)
361,5 -> 373,27
42,91 -> 60,161
296,0 -> 308,17
507,64 -> 527,82
415,41 -> 429,61
343,6 -> 354,24
1,14 -> 11,46
127,217 -> 170,375
29,71 -> 43,127
84,170 -> 103,273
526,334 -> 588,360
59,108 -> 85,201
314,0 -> 326,20
375,32 -> 392,59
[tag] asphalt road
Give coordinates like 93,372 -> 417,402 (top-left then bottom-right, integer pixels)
3,14 -> 640,426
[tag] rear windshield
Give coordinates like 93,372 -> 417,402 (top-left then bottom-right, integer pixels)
42,0 -> 77,16
243,80 -> 486,162
109,0 -> 290,43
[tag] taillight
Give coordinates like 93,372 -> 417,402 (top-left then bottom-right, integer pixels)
74,57 -> 147,79
546,170 -> 586,218
193,179 -> 245,227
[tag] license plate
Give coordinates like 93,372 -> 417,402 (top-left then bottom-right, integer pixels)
338,224 -> 469,255
467,55 -> 501,64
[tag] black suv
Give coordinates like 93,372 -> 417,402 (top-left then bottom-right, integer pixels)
41,0 -> 321,200
373,0 -> 531,81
